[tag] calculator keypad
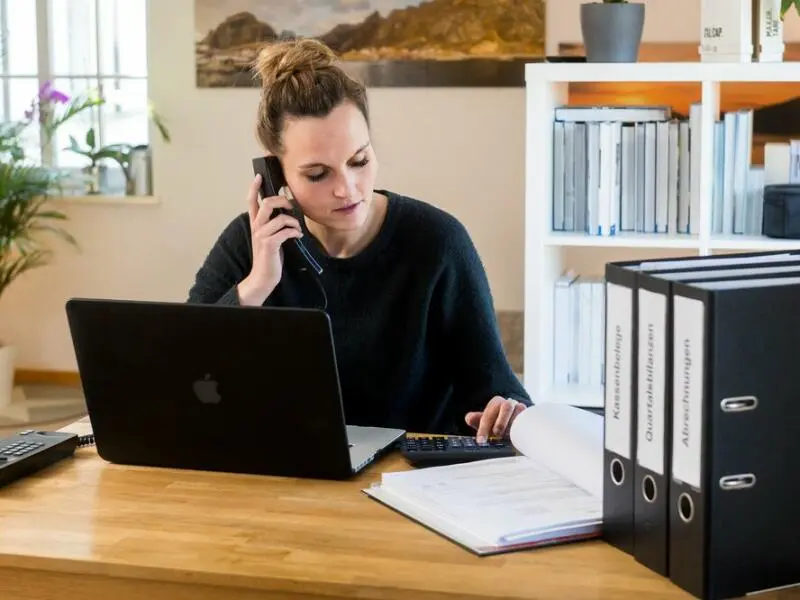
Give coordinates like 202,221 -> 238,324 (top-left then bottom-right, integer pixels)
403,436 -> 503,451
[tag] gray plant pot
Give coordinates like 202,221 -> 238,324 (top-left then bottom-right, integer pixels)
580,2 -> 645,63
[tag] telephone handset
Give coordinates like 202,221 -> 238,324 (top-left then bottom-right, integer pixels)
251,156 -> 323,275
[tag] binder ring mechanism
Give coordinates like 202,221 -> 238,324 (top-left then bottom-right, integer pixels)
720,396 -> 758,413
719,473 -> 757,491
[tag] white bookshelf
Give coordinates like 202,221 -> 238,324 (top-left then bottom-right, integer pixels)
523,61 -> 800,409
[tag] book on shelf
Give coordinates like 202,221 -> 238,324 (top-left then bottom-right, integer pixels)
551,101 -> 799,240
553,271 -> 605,389
552,104 -> 698,237
363,404 -> 603,556
700,0 -> 753,63
765,140 -> 800,185
708,108 -> 800,235
753,0 -> 785,62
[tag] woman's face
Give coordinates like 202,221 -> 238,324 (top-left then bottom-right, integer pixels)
280,100 -> 378,233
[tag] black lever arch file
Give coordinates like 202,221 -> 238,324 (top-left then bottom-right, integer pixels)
632,256 -> 800,577
602,249 -> 800,558
668,275 -> 800,600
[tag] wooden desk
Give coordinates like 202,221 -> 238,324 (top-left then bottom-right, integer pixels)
0,448 -> 795,600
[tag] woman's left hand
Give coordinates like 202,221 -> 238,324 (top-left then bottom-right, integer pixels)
465,396 -> 527,443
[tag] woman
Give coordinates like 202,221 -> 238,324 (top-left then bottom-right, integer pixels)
187,37 -> 530,441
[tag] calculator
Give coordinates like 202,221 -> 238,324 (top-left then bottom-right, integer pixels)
399,434 -> 517,468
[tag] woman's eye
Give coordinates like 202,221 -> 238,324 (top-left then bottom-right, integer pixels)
304,157 -> 369,183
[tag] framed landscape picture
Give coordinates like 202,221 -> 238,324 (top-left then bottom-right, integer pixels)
194,0 -> 546,88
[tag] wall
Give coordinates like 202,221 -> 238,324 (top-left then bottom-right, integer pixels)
2,0 -> 799,371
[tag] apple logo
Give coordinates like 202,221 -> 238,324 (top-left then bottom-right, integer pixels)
193,373 -> 221,404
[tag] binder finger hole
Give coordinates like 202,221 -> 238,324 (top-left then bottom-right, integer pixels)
642,475 -> 657,503
610,458 -> 625,486
720,395 -> 758,413
678,492 -> 694,523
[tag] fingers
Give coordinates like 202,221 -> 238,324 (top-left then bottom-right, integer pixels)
254,195 -> 294,229
464,411 -> 482,431
475,397 -> 504,443
492,399 -> 518,437
255,212 -> 302,238
465,397 -> 526,443
511,401 -> 526,422
248,175 -> 261,224
269,226 -> 304,247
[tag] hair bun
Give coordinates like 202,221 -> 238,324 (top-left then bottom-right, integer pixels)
253,38 -> 338,87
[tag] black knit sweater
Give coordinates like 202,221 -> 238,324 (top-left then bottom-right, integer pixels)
187,190 -> 530,434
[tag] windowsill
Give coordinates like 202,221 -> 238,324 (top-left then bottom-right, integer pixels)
53,193 -> 160,205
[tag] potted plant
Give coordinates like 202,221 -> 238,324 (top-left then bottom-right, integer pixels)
66,127 -> 122,194
0,83 -> 96,408
782,0 -> 800,17
66,101 -> 170,196
580,0 -> 646,63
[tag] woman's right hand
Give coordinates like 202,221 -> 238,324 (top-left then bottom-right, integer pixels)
237,174 -> 303,306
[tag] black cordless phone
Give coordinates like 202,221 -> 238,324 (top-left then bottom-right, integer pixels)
252,156 -> 323,275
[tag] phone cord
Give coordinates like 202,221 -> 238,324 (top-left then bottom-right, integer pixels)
302,268 -> 328,312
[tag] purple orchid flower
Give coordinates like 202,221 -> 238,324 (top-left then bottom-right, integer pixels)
20,80 -> 71,123
38,81 -> 70,104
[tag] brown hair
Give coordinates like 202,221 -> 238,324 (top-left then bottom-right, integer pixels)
252,38 -> 369,156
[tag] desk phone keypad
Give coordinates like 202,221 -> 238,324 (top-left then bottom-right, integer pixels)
0,430 -> 80,488
399,435 -> 517,467
2,438 -> 45,457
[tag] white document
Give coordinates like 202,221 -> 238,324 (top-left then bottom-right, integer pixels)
57,415 -> 93,437
364,404 -> 604,554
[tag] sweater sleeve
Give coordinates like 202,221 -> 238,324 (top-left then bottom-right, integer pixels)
435,219 -> 532,414
187,214 -> 252,306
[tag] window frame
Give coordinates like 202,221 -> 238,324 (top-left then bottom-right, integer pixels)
0,0 -> 149,170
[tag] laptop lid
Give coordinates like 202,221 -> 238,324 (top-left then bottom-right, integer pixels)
65,298 -> 362,480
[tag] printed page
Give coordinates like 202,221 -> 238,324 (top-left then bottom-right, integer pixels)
509,404 -> 603,499
57,415 -> 93,437
380,455 -> 600,545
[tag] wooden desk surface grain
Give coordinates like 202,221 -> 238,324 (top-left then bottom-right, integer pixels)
0,447 -> 795,600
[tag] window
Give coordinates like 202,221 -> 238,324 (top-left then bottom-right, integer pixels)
0,0 -> 149,188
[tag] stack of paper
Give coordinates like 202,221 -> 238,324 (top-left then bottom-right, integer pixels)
364,404 -> 604,555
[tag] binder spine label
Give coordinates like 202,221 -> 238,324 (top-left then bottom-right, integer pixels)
636,289 -> 667,475
671,295 -> 704,489
604,282 -> 633,459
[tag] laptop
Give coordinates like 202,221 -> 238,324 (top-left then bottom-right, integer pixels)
64,298 -> 405,480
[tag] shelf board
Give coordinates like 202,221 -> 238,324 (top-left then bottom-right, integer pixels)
708,235 -> 800,251
544,231 -> 700,249
526,61 -> 800,83
538,384 -> 604,409
53,194 -> 160,206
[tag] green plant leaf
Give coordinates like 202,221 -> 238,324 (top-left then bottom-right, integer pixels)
85,128 -> 95,149
0,162 -> 77,301
781,0 -> 799,18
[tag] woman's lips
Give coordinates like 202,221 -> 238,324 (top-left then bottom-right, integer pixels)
334,201 -> 362,214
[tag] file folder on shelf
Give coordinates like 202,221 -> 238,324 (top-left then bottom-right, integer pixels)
602,250 -> 800,556
632,255 -> 800,577
669,275 -> 800,600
